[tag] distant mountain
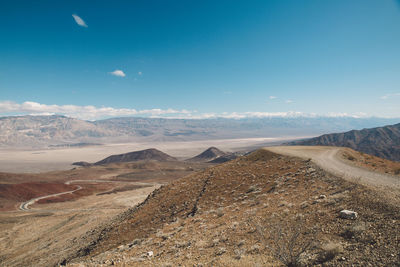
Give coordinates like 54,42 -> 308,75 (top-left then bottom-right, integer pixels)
186,147 -> 227,162
1,115 -> 399,148
94,148 -> 177,165
0,115 -> 115,148
288,123 -> 400,161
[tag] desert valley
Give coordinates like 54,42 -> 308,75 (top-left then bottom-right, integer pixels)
0,119 -> 399,266
2,1 -> 400,266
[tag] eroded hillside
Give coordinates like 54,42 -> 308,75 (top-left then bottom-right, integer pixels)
65,150 -> 400,266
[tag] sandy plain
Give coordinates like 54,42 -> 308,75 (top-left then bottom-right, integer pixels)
0,136 -> 306,173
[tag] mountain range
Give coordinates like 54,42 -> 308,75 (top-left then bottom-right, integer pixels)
288,123 -> 400,161
0,115 -> 399,148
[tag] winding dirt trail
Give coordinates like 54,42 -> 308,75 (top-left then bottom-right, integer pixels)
265,146 -> 400,189
19,180 -> 157,211
19,185 -> 82,211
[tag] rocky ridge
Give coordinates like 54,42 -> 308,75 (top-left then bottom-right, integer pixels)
288,123 -> 400,161
64,149 -> 400,266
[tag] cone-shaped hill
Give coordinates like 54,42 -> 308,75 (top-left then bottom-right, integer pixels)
186,147 -> 227,162
94,148 -> 177,165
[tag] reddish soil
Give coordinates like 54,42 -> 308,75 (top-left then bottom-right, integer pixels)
340,148 -> 400,176
36,183 -> 115,205
0,182 -> 75,211
0,172 -> 42,184
0,160 -> 210,211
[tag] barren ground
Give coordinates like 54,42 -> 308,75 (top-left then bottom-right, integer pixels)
0,159 -> 210,267
65,149 -> 400,267
0,137 -> 301,173
1,145 -> 399,266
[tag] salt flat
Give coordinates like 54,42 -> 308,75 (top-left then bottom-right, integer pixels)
0,136 -> 306,173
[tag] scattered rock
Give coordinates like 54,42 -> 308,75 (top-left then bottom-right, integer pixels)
300,201 -> 309,209
215,247 -> 226,256
339,209 -> 358,220
129,239 -> 142,247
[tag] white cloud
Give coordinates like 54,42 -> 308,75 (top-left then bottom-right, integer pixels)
269,96 -> 277,99
285,100 -> 293,103
0,101 -> 389,120
380,93 -> 400,100
72,14 -> 88,27
0,101 -> 191,120
109,70 -> 126,77
138,71 -> 142,76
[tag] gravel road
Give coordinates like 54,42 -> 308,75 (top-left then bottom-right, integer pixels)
265,146 -> 400,189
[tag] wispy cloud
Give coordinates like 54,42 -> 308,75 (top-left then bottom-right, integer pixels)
109,70 -> 126,77
72,14 -> 88,27
0,101 -> 379,120
380,93 -> 400,100
138,71 -> 142,76
285,100 -> 293,103
269,96 -> 277,99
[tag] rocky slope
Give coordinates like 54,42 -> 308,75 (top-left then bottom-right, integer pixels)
288,123 -> 400,161
63,149 -> 400,266
94,149 -> 177,165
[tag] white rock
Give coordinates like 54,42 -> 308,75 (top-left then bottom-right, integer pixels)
339,209 -> 358,219
147,251 -> 154,257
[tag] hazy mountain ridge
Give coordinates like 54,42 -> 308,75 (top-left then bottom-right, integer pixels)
288,123 -> 400,161
0,115 -> 116,148
0,115 -> 399,148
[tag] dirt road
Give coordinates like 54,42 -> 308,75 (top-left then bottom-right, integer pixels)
19,180 -> 157,211
265,146 -> 400,189
19,185 -> 82,211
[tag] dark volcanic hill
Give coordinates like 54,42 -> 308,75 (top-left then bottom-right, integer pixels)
288,123 -> 400,161
94,148 -> 177,165
186,147 -> 226,162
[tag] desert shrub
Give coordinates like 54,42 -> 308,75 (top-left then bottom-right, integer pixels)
394,168 -> 400,175
318,242 -> 343,262
347,155 -> 355,161
255,217 -> 317,267
342,222 -> 366,239
215,207 -> 224,217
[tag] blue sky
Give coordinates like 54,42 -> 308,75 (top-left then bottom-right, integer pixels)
0,0 -> 400,120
